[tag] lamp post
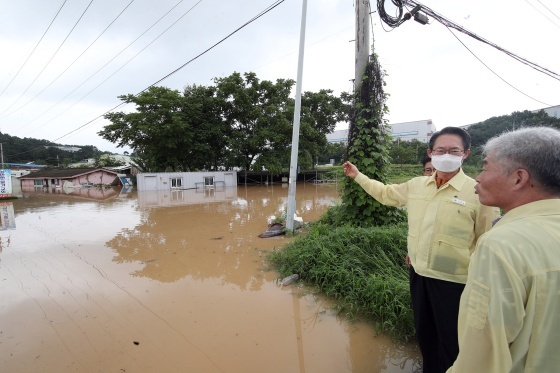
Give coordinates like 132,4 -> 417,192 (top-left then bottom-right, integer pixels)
285,0 -> 308,232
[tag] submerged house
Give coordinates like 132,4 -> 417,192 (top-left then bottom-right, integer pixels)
136,171 -> 237,191
19,168 -> 125,189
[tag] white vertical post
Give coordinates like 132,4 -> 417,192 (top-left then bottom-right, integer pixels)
286,0 -> 308,232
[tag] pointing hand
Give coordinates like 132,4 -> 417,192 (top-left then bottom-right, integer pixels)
343,161 -> 359,179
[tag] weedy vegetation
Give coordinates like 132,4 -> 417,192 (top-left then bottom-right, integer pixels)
268,221 -> 416,342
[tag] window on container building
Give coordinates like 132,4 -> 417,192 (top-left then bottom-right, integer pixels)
170,177 -> 183,188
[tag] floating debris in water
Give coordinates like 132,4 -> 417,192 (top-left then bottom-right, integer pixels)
258,223 -> 285,238
279,274 -> 299,287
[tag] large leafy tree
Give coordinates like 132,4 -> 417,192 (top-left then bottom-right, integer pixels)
297,89 -> 349,166
388,139 -> 428,166
215,72 -> 294,171
99,72 -> 348,172
100,85 -> 225,172
181,84 -> 230,170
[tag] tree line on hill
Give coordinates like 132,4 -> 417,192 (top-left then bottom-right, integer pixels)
386,109 -> 560,168
0,132 -> 120,167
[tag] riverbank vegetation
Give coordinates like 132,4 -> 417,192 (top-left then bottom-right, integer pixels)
268,221 -> 415,341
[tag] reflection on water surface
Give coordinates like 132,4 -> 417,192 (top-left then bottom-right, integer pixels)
0,184 -> 420,372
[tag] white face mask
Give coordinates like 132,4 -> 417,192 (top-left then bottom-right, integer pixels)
431,154 -> 463,173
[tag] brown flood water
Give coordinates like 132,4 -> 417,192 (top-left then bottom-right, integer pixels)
0,183 -> 420,372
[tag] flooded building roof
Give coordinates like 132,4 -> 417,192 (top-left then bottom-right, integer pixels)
19,168 -> 120,179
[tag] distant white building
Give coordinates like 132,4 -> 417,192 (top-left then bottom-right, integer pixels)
48,145 -> 82,152
327,119 -> 437,144
68,154 -> 135,168
533,104 -> 560,118
326,129 -> 350,144
390,119 -> 436,143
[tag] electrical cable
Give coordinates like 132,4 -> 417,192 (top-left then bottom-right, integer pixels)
1,0 -> 136,122
0,0 -> 68,98
368,1 -> 375,42
444,26 -> 551,106
50,0 -> 286,143
374,0 -> 559,106
403,0 -> 560,82
145,0 -> 285,89
537,0 -> 560,22
24,0 -> 202,136
3,0 -> 186,125
523,0 -> 560,30
0,0 -> 95,116
376,0 -> 404,28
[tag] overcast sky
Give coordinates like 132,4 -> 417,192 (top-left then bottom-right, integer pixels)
1,0 -> 558,156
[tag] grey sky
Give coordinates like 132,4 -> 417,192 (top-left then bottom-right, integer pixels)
0,0 -> 558,154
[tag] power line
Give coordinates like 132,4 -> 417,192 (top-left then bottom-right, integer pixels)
51,0 -> 287,143
0,0 -> 68,98
0,0 -> 95,116
14,0 -> 189,132
537,0 -> 560,22
403,0 -> 560,82
444,26 -> 551,106
374,0 -> 559,106
25,0 -> 203,136
144,0 -> 285,89
524,0 -> 560,30
1,0 -> 136,122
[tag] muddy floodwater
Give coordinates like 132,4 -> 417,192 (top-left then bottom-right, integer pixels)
0,183 -> 420,372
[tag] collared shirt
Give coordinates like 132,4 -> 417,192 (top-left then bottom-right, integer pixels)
447,199 -> 560,373
354,169 -> 498,283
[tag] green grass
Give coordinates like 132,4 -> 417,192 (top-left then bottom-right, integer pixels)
268,222 -> 415,342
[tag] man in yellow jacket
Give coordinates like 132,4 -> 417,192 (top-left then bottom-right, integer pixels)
447,126 -> 560,372
344,127 -> 498,373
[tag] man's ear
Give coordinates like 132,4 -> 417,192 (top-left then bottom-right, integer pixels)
512,169 -> 531,191
462,149 -> 471,160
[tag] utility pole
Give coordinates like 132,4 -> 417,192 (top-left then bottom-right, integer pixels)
355,0 -> 370,91
285,0 -> 308,232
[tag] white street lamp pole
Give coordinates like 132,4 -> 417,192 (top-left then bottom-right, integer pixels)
286,0 -> 308,232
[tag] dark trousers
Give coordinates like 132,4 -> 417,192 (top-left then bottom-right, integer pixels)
409,266 -> 464,373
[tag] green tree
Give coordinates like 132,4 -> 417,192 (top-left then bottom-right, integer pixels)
388,139 -> 415,166
465,110 -> 560,167
99,85 -> 225,172
181,84 -> 230,171
318,141 -> 346,165
215,72 -> 294,171
296,90 -> 348,168
99,72 -> 349,173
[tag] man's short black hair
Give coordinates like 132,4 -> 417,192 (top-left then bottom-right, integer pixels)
422,156 -> 432,166
429,127 -> 471,151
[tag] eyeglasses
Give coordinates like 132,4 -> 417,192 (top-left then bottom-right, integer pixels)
430,148 -> 464,156
423,168 -> 434,173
